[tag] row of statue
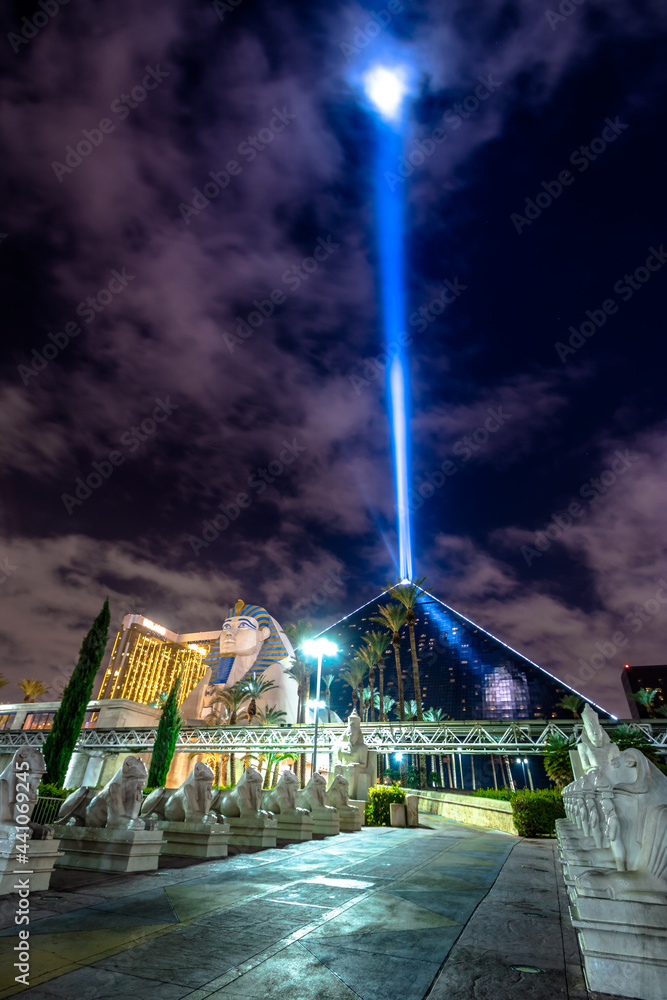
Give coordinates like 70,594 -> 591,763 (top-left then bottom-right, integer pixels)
557,704 -> 667,901
52,758 -> 358,830
0,747 -> 361,838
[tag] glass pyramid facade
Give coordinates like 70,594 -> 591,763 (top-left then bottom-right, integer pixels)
318,587 -> 612,722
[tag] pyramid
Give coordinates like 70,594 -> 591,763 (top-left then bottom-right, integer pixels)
318,587 -> 612,722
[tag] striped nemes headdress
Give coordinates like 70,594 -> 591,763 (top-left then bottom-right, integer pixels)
208,599 -> 288,684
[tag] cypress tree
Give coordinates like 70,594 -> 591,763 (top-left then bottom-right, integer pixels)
42,598 -> 111,787
147,676 -> 182,788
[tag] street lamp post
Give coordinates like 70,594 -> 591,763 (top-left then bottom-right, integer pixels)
303,638 -> 339,775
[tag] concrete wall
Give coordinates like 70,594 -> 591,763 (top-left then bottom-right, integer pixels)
405,789 -> 518,836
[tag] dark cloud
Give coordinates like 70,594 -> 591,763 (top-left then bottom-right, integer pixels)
1,0 -> 666,714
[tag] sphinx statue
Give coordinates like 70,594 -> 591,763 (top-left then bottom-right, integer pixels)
262,770 -> 309,817
296,772 -> 329,812
141,762 -> 215,824
333,711 -> 377,800
211,766 -> 273,822
0,748 -> 54,841
58,756 -> 150,831
326,773 -> 362,833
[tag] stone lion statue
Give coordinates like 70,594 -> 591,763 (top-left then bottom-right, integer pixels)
0,747 -> 53,840
141,762 -> 215,824
325,774 -> 350,809
262,770 -> 309,816
211,766 -> 273,820
58,756 -> 148,831
296,773 -> 333,813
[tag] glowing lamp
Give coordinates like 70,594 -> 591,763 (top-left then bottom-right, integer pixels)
303,638 -> 339,657
363,66 -> 407,121
302,638 -> 339,770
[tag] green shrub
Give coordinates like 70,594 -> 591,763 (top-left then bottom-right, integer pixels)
365,783 -> 406,826
544,733 -> 577,788
38,783 -> 74,800
472,787 -> 510,800
510,788 -> 565,837
609,724 -> 660,765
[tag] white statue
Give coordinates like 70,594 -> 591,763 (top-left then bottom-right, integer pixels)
262,770 -> 309,817
577,704 -> 620,772
58,756 -> 150,831
0,748 -> 54,841
210,766 -> 273,821
333,711 -> 377,800
296,773 -> 331,812
141,762 -> 215,824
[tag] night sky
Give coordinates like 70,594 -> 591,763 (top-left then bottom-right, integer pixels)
1,0 -> 666,717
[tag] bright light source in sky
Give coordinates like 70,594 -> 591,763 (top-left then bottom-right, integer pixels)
363,66 -> 407,120
303,638 -> 339,657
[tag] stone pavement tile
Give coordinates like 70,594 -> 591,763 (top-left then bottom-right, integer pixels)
165,880 -> 290,922
1,887 -> 180,936
388,887 -> 485,922
307,889 -> 457,936
0,923 -> 175,995
205,941 -> 362,1000
299,939 -> 442,1000
193,897 -> 326,937
427,864 -> 500,888
302,924 -> 462,964
93,925 -> 279,989
427,944 -> 568,1000
7,965 -> 192,999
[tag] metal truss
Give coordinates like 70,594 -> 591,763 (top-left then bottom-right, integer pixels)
2,719 -> 666,756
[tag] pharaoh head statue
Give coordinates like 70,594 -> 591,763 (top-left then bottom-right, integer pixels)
214,599 -> 289,685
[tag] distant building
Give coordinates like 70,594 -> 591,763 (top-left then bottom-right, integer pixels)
97,615 -> 222,705
621,663 -> 667,718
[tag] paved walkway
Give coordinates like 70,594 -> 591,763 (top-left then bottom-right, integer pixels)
0,821 -> 622,1000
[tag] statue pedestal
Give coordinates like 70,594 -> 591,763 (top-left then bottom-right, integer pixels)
0,837 -> 62,895
275,812 -> 313,844
311,806 -> 339,838
337,805 -> 362,833
157,820 -> 230,859
569,891 -> 667,1000
226,815 -> 277,851
53,826 -> 164,873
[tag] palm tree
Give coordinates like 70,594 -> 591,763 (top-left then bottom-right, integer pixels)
371,603 -> 407,721
360,685 -> 373,722
392,577 -> 429,792
390,577 -> 427,721
423,707 -> 447,721
340,659 -> 366,714
627,687 -> 661,718
211,683 -> 250,725
557,694 -> 585,719
18,679 -> 50,703
0,673 -> 8,692
256,705 -> 287,726
356,645 -> 377,721
240,672 -> 277,721
376,693 -> 396,718
321,672 -> 335,722
363,631 -> 391,720
285,621 -> 313,788
405,699 -> 419,721
209,683 -> 250,785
